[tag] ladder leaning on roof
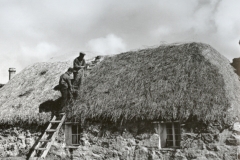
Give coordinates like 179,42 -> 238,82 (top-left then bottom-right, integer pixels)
28,113 -> 66,159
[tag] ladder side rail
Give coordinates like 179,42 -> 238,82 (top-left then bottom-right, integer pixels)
41,114 -> 66,158
56,114 -> 66,130
30,132 -> 48,158
29,116 -> 56,158
41,131 -> 58,158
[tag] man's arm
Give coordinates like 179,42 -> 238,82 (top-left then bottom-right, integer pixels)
59,75 -> 62,85
82,59 -> 87,69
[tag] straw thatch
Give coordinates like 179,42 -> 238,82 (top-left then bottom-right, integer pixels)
0,61 -> 71,125
0,42 -> 239,125
72,42 -> 240,124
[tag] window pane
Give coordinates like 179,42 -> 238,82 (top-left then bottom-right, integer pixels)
176,141 -> 180,146
174,127 -> 180,134
77,125 -> 81,133
78,135 -> 81,144
174,123 -> 180,128
167,135 -> 173,140
167,128 -> 172,134
167,141 -> 173,147
166,123 -> 172,128
175,134 -> 181,141
72,135 -> 77,144
72,125 -> 77,134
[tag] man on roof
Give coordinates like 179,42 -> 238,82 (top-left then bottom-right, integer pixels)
59,67 -> 73,112
93,55 -> 102,64
73,52 -> 86,88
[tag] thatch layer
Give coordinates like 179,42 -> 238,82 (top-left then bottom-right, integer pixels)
0,61 -> 71,125
0,42 -> 239,125
72,42 -> 240,123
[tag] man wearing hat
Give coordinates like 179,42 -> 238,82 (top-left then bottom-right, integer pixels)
73,52 -> 86,88
59,67 -> 74,112
93,55 -> 102,64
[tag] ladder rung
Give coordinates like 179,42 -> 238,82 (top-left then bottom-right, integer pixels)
36,148 -> 46,150
39,139 -> 51,142
45,129 -> 57,132
29,114 -> 66,159
50,120 -> 61,123
67,146 -> 79,149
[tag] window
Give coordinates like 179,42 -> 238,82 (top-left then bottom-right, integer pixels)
72,125 -> 81,145
165,122 -> 181,148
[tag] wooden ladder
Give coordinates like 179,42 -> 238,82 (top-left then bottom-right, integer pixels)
29,113 -> 66,159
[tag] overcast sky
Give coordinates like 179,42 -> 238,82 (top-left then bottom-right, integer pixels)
0,0 -> 240,83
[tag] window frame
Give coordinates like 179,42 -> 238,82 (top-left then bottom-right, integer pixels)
64,122 -> 81,146
71,124 -> 81,145
165,122 -> 181,148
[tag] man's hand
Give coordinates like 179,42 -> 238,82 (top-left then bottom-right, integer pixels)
75,66 -> 81,70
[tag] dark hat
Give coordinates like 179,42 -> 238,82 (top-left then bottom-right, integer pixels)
79,52 -> 86,56
67,67 -> 74,72
95,56 -> 102,60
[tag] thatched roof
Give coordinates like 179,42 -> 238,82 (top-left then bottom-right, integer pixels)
0,61 -> 71,125
71,42 -> 240,124
0,42 -> 239,125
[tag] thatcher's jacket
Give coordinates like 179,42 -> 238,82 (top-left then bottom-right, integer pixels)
73,57 -> 86,72
59,72 -> 72,90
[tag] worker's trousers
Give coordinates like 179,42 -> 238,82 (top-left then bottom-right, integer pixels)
73,70 -> 84,89
60,88 -> 72,112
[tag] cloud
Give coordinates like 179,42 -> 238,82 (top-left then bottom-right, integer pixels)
0,0 -> 240,83
0,42 -> 59,83
20,42 -> 59,59
86,34 -> 127,56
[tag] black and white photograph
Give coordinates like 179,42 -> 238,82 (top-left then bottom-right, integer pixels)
0,0 -> 240,159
